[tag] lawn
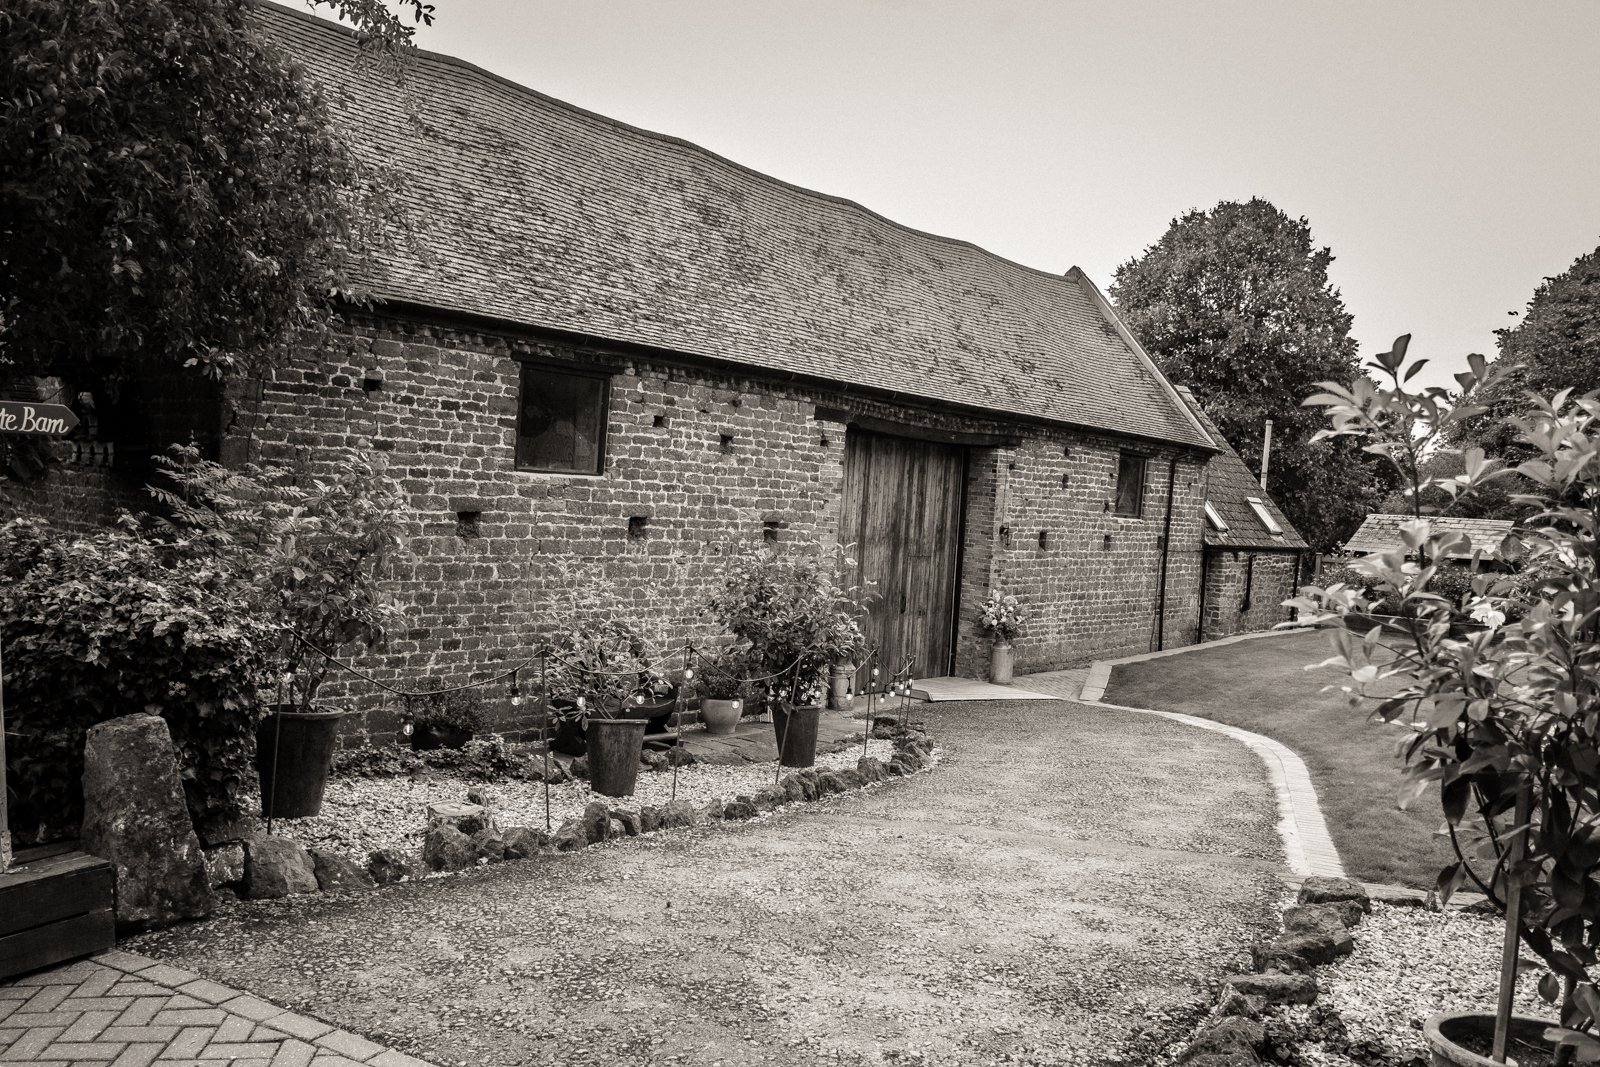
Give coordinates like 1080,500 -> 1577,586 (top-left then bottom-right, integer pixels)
1101,627 -> 1453,888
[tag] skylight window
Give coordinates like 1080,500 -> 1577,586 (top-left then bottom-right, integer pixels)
1204,501 -> 1229,531
1246,497 -> 1283,535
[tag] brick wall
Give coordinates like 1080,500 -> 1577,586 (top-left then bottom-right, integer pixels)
1201,549 -> 1302,640
7,308 -> 1213,742
0,448 -> 141,536
232,312 -> 1218,737
954,436 -> 1206,678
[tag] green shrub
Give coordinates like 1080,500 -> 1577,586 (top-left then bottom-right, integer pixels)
331,734 -> 536,781
0,518 -> 275,844
411,678 -> 487,734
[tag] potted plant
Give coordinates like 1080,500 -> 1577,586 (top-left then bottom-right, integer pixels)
410,680 -> 487,751
978,591 -> 1024,685
692,647 -> 753,736
548,618 -> 658,797
704,543 -> 867,767
150,446 -> 408,818
773,669 -> 829,768
1296,336 -> 1600,1065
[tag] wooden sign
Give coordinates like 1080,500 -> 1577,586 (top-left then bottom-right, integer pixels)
0,401 -> 78,436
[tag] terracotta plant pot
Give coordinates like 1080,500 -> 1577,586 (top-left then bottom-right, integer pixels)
255,707 -> 347,819
1422,1011 -> 1560,1066
700,698 -> 742,736
990,640 -> 1015,685
771,702 -> 822,768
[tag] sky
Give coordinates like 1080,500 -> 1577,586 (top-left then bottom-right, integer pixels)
325,0 -> 1600,393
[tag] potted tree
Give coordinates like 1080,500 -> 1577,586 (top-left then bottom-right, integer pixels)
150,446 -> 408,818
1297,337 -> 1600,1065
704,543 -> 867,768
978,591 -> 1024,685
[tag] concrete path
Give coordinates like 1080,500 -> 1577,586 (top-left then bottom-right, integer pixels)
126,697 -> 1286,1067
0,951 -> 433,1066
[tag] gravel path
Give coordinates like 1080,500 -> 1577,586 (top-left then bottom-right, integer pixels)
132,698 -> 1286,1066
274,739 -> 900,861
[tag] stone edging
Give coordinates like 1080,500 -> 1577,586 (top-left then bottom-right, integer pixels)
1077,634 -> 1344,881
1176,876 -> 1372,1064
225,722 -> 939,899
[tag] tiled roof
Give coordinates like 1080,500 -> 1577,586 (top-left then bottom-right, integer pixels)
1175,387 -> 1308,551
256,4 -> 1213,450
1343,513 -> 1514,559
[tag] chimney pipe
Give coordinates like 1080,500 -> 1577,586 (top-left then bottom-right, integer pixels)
1259,419 -> 1273,489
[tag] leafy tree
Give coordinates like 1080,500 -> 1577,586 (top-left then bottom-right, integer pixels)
1111,198 -> 1395,551
1451,243 -> 1600,457
0,0 -> 428,395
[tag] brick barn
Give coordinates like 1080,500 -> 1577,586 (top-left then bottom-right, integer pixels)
1175,389 -> 1310,640
5,4 -> 1319,734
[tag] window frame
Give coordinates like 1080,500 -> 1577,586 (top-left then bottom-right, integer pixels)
1245,496 -> 1283,535
513,358 -> 611,476
1203,501 -> 1229,531
1113,451 -> 1148,518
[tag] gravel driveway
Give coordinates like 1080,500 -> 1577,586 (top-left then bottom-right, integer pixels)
132,698 -> 1286,1066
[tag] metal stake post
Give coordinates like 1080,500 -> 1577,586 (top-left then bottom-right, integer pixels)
672,647 -> 693,803
539,655 -> 551,832
1,633 -> 11,873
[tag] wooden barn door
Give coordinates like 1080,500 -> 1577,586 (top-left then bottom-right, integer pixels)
838,428 -> 967,682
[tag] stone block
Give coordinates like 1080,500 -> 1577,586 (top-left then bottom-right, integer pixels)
244,834 -> 319,899
81,714 -> 212,928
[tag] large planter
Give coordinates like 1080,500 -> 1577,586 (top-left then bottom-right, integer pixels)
990,640 -> 1015,685
1423,1011 -> 1559,1066
585,718 -> 648,797
771,702 -> 822,769
255,707 -> 346,819
828,663 -> 855,711
700,698 -> 743,736
411,722 -> 473,751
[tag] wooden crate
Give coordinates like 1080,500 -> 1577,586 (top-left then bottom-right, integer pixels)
0,843 -> 115,980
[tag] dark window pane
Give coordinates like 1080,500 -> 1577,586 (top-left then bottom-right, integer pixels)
1114,453 -> 1145,517
517,364 -> 607,473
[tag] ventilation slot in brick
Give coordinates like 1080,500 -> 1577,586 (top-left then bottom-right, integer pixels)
1000,526 -> 1012,547
1102,534 -> 1114,550
719,433 -> 735,453
763,520 -> 787,543
455,511 -> 482,539
1038,530 -> 1049,550
628,516 -> 649,542
362,370 -> 384,394
653,414 -> 668,428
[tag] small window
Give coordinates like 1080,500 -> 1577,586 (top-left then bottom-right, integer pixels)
1204,501 -> 1229,531
1246,497 -> 1283,535
516,362 -> 608,474
1114,452 -> 1146,517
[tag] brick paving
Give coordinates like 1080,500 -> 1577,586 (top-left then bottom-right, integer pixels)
0,951 -> 434,1067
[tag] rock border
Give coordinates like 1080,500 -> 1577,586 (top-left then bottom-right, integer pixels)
213,720 -> 938,901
